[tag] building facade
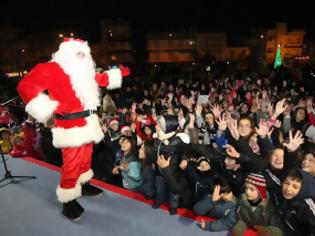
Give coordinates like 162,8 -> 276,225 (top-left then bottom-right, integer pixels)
251,23 -> 305,64
147,31 -> 196,63
100,18 -> 135,66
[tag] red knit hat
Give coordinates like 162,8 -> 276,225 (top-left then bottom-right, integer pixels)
245,173 -> 267,201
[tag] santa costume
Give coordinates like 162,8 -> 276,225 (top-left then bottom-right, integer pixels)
17,38 -> 130,220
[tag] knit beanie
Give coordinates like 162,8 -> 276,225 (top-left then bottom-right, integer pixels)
245,173 -> 267,201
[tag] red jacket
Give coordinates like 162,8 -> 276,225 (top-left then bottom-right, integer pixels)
17,62 -> 124,148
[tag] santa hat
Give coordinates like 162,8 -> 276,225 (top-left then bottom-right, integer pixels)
58,38 -> 91,55
305,125 -> 315,140
245,173 -> 267,201
109,118 -> 119,126
120,126 -> 131,133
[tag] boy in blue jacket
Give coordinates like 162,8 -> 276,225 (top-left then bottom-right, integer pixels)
193,179 -> 238,231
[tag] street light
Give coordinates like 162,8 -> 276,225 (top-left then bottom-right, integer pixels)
59,34 -> 64,38
70,33 -> 74,37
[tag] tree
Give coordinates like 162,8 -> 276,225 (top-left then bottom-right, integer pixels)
274,45 -> 282,69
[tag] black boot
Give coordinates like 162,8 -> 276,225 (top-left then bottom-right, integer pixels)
82,183 -> 103,196
169,207 -> 177,215
152,202 -> 161,209
62,199 -> 84,220
72,199 -> 85,215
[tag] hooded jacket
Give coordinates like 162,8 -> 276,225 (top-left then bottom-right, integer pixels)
274,170 -> 315,236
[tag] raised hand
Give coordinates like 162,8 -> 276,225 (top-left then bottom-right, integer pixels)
119,64 -> 130,77
267,102 -> 274,116
212,185 -> 223,202
195,103 -> 203,117
273,99 -> 288,119
188,113 -> 196,128
157,155 -> 171,169
210,104 -> 221,119
224,144 -> 240,158
215,113 -> 227,131
255,119 -> 270,138
227,113 -> 240,140
283,130 -> 304,152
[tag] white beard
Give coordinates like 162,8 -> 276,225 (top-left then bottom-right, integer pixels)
52,51 -> 100,110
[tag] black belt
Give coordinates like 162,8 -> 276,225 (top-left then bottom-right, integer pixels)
54,110 -> 96,120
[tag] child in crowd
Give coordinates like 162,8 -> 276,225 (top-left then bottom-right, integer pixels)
194,180 -> 238,232
0,127 -> 12,154
138,140 -> 156,199
231,173 -> 285,236
275,169 -> 315,236
112,136 -> 143,191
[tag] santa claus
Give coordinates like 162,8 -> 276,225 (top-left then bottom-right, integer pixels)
17,38 -> 130,220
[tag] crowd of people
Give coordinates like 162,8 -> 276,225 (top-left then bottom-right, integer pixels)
1,67 -> 315,235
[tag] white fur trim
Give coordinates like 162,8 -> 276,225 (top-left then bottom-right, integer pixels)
176,133 -> 190,144
77,169 -> 94,184
56,184 -> 81,203
59,40 -> 90,55
52,114 -> 104,148
106,69 -> 122,90
25,93 -> 59,123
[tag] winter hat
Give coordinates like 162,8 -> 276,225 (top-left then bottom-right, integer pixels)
305,125 -> 315,140
109,118 -> 119,126
197,156 -> 211,166
245,173 -> 267,201
120,126 -> 131,134
157,115 -> 179,134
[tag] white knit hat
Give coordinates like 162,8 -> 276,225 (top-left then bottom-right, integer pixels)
305,125 -> 315,140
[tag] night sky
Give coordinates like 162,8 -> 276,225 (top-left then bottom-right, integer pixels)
1,0 -> 315,41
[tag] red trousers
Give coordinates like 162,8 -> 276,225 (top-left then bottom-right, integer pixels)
60,143 -> 94,189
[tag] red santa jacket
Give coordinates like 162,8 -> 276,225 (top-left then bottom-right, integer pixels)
17,62 -> 124,148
